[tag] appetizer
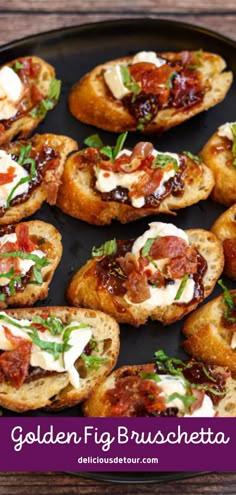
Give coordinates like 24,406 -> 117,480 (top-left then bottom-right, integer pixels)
67,221 -> 224,326
211,204 -> 236,280
68,50 -> 233,134
0,306 -> 119,412
56,133 -> 214,225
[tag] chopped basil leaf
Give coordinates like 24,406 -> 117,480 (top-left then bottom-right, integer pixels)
0,267 -> 15,279
100,145 -> 113,160
218,279 -> 236,323
167,392 -> 196,413
81,353 -> 109,370
27,327 -> 67,360
0,251 -> 49,287
12,61 -> 24,72
151,153 -> 179,172
84,134 -> 104,148
183,150 -> 202,164
0,294 -> 6,301
6,143 -> 37,209
100,131 -> 128,162
92,239 -> 117,257
32,315 -> 64,335
165,71 -> 177,89
141,237 -> 159,257
29,78 -> 61,119
174,274 -> 189,301
231,123 -> 236,168
140,372 -> 161,382
188,49 -> 203,69
62,323 -> 90,347
120,65 -> 142,96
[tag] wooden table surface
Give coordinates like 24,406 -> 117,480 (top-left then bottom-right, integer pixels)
0,1 -> 235,493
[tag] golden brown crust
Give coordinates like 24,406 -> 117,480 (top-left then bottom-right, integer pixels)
0,306 -> 120,412
56,149 -> 214,225
67,229 -> 224,326
0,56 -> 60,145
211,204 -> 236,279
182,291 -> 236,373
0,220 -> 62,309
68,51 -> 233,134
0,133 -> 78,225
200,130 -> 235,206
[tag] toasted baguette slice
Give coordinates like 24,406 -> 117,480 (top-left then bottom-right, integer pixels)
200,122 -> 236,206
0,56 -> 61,145
0,306 -> 119,412
0,133 -> 78,225
182,288 -> 236,373
211,204 -> 236,279
0,220 -> 62,309
69,50 -> 233,134
67,224 -> 224,326
83,358 -> 236,417
56,142 -> 214,225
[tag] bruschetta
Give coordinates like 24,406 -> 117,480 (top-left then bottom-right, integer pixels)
83,349 -> 236,417
56,135 -> 214,225
0,306 -> 120,412
67,221 -> 224,326
0,220 -> 62,309
0,133 -> 78,225
211,204 -> 236,280
182,281 -> 236,373
200,121 -> 236,206
0,56 -> 61,145
68,50 -> 233,134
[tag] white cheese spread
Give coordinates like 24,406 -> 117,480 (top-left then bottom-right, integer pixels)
0,312 -> 92,389
104,50 -> 166,100
125,222 -> 195,309
0,150 -> 29,207
0,66 -> 23,120
218,122 -> 236,141
231,332 -> 236,349
95,149 -> 179,208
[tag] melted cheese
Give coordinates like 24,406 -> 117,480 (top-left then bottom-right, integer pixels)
104,50 -> 166,100
125,222 -> 195,309
0,150 -> 29,207
0,66 -> 23,120
231,332 -> 236,349
218,122 -> 235,141
0,312 -> 92,389
0,232 -> 44,286
95,149 -> 179,208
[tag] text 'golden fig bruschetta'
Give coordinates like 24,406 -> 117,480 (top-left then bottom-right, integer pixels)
0,220 -> 62,309
0,133 -> 78,225
67,222 -> 224,326
0,56 -> 61,145
183,280 -> 236,374
211,204 -> 236,280
0,306 -> 119,412
200,121 -> 236,206
56,133 -> 214,225
83,349 -> 235,417
68,50 -> 233,134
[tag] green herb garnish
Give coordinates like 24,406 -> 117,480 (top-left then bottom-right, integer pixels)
92,239 -> 117,257
6,143 -> 37,209
12,61 -> 24,72
84,134 -> 104,148
218,279 -> 236,323
174,274 -> 189,301
120,65 -> 142,97
165,71 -> 177,89
140,372 -> 161,382
151,153 -> 179,172
84,132 -> 128,163
167,392 -> 197,413
81,353 -> 109,370
188,49 -> 203,69
183,150 -> 202,164
136,113 -> 152,132
141,237 -> 159,257
29,78 -> 61,119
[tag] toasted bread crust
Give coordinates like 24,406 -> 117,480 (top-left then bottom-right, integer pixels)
211,204 -> 236,279
67,229 -> 224,326
83,363 -> 236,417
56,149 -> 214,225
0,220 -> 62,309
182,291 -> 236,373
0,133 -> 78,225
68,51 -> 233,134
200,129 -> 235,206
0,56 -> 59,145
0,306 -> 120,412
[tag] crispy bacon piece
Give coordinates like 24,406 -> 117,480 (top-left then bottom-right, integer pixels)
190,388 -> 205,413
149,235 -> 188,259
118,252 -> 150,303
0,327 -> 32,389
0,166 -> 16,185
166,247 -> 198,278
15,223 -> 37,253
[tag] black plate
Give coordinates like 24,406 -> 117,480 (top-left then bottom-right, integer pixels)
0,18 -> 235,482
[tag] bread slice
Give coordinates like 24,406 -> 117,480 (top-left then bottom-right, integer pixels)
0,133 -> 78,225
68,50 -> 233,134
0,56 -> 61,145
56,144 -> 214,225
199,124 -> 235,206
83,361 -> 236,417
0,220 -> 62,309
67,226 -> 224,326
182,289 -> 236,373
0,306 -> 119,412
211,204 -> 236,279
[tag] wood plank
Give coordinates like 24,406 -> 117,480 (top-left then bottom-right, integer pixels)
3,0 -> 236,12
0,13 -> 235,47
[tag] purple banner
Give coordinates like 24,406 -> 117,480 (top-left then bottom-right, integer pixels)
0,417 -> 235,472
